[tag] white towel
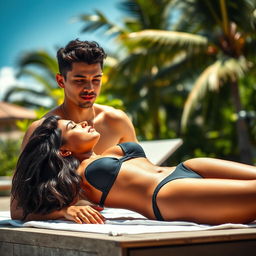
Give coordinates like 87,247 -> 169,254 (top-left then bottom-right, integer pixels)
1,209 -> 256,236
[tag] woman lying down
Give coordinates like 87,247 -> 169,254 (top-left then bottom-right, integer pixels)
11,116 -> 256,225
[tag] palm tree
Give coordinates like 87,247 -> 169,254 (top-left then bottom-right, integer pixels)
4,49 -> 123,112
118,0 -> 256,164
3,50 -> 61,109
80,0 -> 173,35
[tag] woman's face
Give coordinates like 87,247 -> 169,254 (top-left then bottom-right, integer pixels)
58,119 -> 100,153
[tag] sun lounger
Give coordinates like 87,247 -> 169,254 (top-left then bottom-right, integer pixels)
139,138 -> 183,165
1,209 -> 256,256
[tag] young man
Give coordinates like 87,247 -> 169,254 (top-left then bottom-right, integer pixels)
12,39 -> 137,221
21,39 -> 137,152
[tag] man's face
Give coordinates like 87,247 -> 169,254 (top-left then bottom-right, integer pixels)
58,62 -> 103,108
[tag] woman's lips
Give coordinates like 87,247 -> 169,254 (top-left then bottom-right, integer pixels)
86,126 -> 95,133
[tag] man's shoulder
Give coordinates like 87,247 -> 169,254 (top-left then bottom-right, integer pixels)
21,107 -> 61,147
93,104 -> 137,145
95,104 -> 127,121
24,117 -> 46,138
29,107 -> 61,130
43,106 -> 63,118
21,117 -> 46,150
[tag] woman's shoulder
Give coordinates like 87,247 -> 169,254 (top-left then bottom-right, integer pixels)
101,144 -> 124,157
77,145 -> 125,175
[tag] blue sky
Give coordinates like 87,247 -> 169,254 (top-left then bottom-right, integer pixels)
0,0 -> 121,99
0,0 -> 121,68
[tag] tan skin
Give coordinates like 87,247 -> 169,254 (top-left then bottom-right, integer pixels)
21,62 -> 137,153
57,119 -> 256,225
11,62 -> 137,223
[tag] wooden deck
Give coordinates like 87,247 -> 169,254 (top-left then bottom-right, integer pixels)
1,225 -> 256,255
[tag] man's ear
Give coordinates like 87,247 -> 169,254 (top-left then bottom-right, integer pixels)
56,73 -> 65,88
59,149 -> 72,157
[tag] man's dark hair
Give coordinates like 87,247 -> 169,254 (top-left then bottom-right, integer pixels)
57,39 -> 107,78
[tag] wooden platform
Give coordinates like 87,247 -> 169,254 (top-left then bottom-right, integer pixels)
1,225 -> 256,256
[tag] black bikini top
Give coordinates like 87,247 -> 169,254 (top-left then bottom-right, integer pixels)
84,142 -> 146,206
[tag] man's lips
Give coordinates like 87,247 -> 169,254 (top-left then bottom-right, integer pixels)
80,94 -> 95,101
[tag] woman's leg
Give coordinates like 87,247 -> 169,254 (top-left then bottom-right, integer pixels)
157,178 -> 256,224
184,158 -> 256,179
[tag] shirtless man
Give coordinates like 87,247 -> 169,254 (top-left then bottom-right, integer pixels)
21,39 -> 137,151
12,39 -> 137,221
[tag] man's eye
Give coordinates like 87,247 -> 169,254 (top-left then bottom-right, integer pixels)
72,124 -> 77,129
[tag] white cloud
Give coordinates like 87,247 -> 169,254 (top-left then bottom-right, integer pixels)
0,67 -> 23,100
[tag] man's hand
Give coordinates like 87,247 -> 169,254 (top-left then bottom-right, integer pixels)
63,205 -> 105,224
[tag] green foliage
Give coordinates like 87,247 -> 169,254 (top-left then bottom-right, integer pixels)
16,108 -> 48,132
3,50 -> 60,109
7,0 -> 256,166
0,139 -> 21,176
96,94 -> 124,109
89,0 -> 256,164
16,119 -> 34,132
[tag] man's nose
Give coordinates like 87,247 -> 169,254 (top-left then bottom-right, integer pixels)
83,80 -> 93,90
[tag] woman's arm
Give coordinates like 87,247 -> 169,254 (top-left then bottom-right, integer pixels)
11,197 -> 105,224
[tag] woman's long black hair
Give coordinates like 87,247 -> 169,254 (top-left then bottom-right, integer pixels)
11,115 -> 81,219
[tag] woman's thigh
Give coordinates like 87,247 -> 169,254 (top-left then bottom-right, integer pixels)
184,158 -> 256,179
157,178 -> 256,224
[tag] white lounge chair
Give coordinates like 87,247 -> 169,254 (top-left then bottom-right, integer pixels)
139,138 -> 183,165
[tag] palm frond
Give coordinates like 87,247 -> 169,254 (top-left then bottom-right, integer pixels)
127,30 -> 208,52
226,0 -> 256,33
152,51 -> 215,83
80,10 -> 124,36
18,51 -> 58,79
3,87 -> 48,101
174,0 -> 222,32
118,0 -> 174,30
181,56 -> 250,129
174,0 -> 256,34
18,69 -> 58,92
6,99 -> 49,109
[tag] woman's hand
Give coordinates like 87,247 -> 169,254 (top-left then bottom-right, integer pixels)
63,205 -> 105,224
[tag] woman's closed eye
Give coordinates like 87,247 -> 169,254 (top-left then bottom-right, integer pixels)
66,121 -> 77,130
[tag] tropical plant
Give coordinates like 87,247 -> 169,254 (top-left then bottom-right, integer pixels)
4,48 -> 123,111
0,138 -> 21,176
104,0 -> 256,164
79,0 -> 179,140
3,50 -> 62,109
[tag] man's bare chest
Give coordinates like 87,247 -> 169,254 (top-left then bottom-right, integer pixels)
93,124 -> 120,154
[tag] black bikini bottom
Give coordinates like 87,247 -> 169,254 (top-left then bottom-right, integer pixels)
152,162 -> 202,221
